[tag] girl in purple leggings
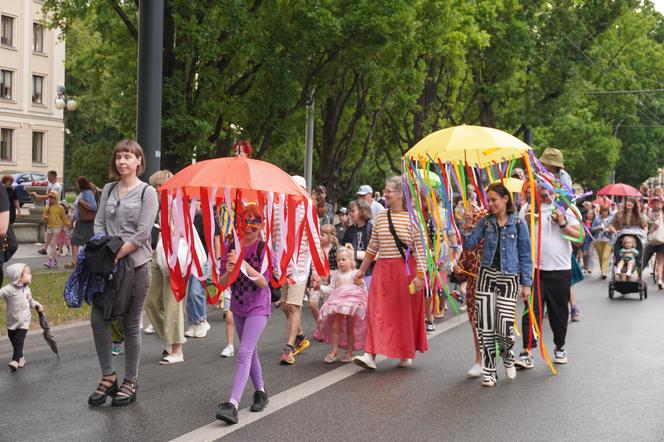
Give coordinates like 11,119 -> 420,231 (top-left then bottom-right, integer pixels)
216,204 -> 271,425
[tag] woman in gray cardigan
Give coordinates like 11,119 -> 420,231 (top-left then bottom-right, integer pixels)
88,139 -> 159,407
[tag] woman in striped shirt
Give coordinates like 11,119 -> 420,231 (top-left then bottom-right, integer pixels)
353,176 -> 428,370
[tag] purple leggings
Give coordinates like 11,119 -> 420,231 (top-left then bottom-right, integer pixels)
229,314 -> 268,404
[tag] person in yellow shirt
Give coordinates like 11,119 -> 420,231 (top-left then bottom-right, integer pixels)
43,191 -> 66,268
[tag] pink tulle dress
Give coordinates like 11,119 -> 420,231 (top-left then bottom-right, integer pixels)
315,269 -> 368,351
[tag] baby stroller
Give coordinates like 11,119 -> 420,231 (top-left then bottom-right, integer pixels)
608,228 -> 648,300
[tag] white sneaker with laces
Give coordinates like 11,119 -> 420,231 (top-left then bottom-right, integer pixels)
184,323 -> 197,338
221,345 -> 235,358
482,377 -> 496,388
353,352 -> 376,370
554,349 -> 568,364
467,363 -> 482,378
194,320 -> 211,338
144,324 -> 155,334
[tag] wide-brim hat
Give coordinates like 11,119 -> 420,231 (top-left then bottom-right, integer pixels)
539,148 -> 564,168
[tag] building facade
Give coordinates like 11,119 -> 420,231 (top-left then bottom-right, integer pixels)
0,0 -> 64,179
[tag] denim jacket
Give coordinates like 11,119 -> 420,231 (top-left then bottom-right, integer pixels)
462,213 -> 533,287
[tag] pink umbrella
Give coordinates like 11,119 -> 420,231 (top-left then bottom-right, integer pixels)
597,183 -> 641,197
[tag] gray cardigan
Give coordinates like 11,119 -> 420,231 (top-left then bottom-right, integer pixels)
94,181 -> 159,268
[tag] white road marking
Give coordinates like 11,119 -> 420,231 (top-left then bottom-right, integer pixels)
171,314 -> 468,442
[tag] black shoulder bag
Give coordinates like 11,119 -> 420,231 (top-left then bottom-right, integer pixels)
387,209 -> 409,261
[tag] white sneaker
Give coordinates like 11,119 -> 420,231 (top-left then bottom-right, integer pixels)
353,352 -> 377,371
482,377 -> 496,388
194,320 -> 211,338
505,365 -> 516,380
221,345 -> 235,358
467,363 -> 482,378
159,353 -> 184,365
184,323 -> 197,338
144,324 -> 155,334
398,358 -> 412,368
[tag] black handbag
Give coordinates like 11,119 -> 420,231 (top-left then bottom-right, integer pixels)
1,226 -> 18,263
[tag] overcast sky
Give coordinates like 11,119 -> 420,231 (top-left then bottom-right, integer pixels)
654,0 -> 664,13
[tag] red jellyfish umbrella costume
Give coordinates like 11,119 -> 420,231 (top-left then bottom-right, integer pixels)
158,156 -> 329,303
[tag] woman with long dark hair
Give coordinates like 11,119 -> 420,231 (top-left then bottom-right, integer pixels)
609,197 -> 648,233
461,183 -> 532,387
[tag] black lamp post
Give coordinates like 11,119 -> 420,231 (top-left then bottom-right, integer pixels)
54,84 -> 78,190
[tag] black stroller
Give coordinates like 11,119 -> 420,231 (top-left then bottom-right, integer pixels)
608,228 -> 648,300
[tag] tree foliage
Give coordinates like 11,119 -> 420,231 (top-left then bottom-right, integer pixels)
42,0 -> 664,200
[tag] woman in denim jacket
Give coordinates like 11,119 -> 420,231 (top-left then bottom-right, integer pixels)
462,183 -> 532,387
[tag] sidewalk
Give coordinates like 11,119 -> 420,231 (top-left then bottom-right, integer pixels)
12,242 -> 49,260
7,242 -> 75,272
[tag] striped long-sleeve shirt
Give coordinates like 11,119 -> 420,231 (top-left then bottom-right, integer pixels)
366,209 -> 426,276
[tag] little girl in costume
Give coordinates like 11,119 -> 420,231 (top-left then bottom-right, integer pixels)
0,264 -> 42,371
616,235 -> 639,281
317,245 -> 368,364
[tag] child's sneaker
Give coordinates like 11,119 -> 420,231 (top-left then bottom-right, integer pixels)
426,321 -> 435,332
112,343 -> 123,356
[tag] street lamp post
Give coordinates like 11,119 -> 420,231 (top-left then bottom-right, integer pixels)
54,84 -> 78,190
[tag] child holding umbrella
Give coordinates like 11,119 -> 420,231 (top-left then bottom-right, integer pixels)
0,263 -> 42,371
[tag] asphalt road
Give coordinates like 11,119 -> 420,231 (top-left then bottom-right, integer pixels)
1,271 -> 663,441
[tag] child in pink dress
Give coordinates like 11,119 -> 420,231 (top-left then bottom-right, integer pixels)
317,246 -> 368,363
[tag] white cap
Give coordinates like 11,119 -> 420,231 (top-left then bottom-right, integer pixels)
356,184 -> 373,195
291,175 -> 307,189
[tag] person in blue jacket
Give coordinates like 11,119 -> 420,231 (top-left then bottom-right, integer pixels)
462,182 -> 532,388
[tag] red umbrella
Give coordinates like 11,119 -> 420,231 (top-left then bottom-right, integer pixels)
159,156 -> 328,303
597,183 -> 640,197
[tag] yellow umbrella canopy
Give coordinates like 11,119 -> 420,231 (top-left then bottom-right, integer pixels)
491,177 -> 525,193
405,125 -> 531,167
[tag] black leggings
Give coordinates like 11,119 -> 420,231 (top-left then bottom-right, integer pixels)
8,328 -> 28,362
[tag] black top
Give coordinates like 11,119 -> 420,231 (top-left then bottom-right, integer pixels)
491,225 -> 503,270
342,223 -> 373,276
2,186 -> 14,224
194,211 -> 221,254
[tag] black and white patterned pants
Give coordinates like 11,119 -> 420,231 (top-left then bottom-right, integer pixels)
475,266 -> 519,382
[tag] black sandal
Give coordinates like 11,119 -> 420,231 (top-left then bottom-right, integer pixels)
111,379 -> 138,407
88,373 -> 118,406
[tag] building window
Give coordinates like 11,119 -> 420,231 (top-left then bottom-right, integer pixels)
1,15 -> 14,47
1,129 -> 13,162
0,70 -> 12,100
33,23 -> 44,53
32,132 -> 44,163
32,75 -> 44,104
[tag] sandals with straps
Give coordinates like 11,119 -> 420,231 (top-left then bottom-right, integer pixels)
111,379 -> 138,407
88,373 -> 118,407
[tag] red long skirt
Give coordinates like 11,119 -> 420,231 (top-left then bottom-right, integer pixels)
364,257 -> 428,359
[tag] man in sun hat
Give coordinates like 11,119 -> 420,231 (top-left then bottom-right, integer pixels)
356,184 -> 384,223
539,148 -> 572,189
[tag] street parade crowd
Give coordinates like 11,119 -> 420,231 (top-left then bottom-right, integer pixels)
3,133 -> 664,426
